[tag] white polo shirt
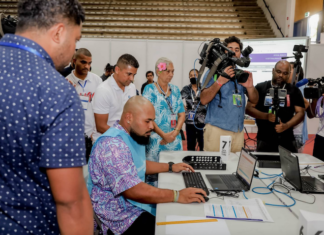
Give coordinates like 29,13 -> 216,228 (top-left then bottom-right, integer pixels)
92,74 -> 136,141
66,71 -> 102,137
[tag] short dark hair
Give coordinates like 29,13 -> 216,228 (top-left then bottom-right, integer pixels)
189,69 -> 198,76
116,54 -> 139,69
223,36 -> 243,51
105,63 -> 114,72
146,71 -> 154,77
74,48 -> 92,59
16,0 -> 85,32
289,62 -> 304,82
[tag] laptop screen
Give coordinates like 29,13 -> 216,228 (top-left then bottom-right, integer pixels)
236,149 -> 257,186
279,146 -> 302,190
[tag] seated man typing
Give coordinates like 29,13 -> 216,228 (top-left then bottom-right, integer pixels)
88,96 -> 207,235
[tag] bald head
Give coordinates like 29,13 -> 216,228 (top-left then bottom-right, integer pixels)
275,60 -> 290,72
272,60 -> 291,86
119,96 -> 155,145
123,96 -> 154,115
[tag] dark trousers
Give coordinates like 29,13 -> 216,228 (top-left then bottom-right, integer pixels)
186,124 -> 205,151
107,212 -> 155,235
85,136 -> 93,163
257,139 -> 298,153
313,134 -> 324,161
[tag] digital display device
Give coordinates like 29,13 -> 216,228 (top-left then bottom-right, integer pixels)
241,37 -> 309,85
236,149 -> 257,185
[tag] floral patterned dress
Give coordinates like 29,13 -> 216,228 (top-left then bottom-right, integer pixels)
143,83 -> 185,186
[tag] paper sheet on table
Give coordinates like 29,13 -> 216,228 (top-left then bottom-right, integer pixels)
225,198 -> 273,222
165,215 -> 231,235
204,198 -> 273,222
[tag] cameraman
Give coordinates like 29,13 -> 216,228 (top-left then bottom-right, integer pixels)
306,92 -> 324,161
200,36 -> 259,152
246,60 -> 305,152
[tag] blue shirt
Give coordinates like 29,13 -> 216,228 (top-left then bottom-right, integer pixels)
202,70 -> 246,133
0,34 -> 86,234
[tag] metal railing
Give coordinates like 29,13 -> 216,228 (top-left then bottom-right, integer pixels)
263,0 -> 284,37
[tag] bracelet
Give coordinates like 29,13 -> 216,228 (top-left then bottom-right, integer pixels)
174,128 -> 180,133
173,190 -> 177,202
217,80 -> 223,88
175,190 -> 180,202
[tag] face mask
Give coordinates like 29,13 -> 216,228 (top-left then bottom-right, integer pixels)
190,77 -> 197,85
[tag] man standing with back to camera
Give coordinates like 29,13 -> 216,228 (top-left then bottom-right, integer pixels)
0,1 -> 92,234
200,36 -> 259,152
246,60 -> 305,152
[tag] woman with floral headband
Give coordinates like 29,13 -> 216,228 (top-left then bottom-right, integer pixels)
143,57 -> 185,187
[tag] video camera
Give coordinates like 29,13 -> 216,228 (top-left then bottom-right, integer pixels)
269,86 -> 287,123
197,38 -> 253,88
0,14 -> 18,39
282,45 -> 308,85
304,77 -> 324,99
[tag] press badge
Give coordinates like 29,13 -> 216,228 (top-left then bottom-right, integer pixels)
264,96 -> 273,106
188,111 -> 195,121
171,114 -> 177,128
80,95 -> 89,110
232,94 -> 242,107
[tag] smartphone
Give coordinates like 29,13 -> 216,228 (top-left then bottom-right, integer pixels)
318,175 -> 324,180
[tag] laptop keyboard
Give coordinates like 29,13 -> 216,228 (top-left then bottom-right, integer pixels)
301,180 -> 316,191
182,172 -> 209,195
220,175 -> 242,189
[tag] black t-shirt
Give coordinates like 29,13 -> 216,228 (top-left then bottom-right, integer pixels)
141,81 -> 149,94
254,81 -> 305,142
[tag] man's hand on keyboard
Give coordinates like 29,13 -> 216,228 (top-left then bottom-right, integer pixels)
172,163 -> 194,173
178,188 -> 207,203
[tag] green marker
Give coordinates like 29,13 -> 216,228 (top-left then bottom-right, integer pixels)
214,74 -> 218,82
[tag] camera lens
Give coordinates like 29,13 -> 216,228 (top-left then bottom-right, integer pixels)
235,69 -> 249,83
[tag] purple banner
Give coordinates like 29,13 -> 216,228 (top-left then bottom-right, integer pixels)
250,53 -> 287,63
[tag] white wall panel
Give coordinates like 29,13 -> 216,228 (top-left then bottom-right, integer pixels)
110,39 -> 147,90
76,38 -> 110,78
146,40 -> 184,90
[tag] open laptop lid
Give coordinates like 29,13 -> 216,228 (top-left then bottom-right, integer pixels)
279,146 -> 302,191
236,148 -> 258,189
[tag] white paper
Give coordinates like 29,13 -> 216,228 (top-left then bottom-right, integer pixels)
225,198 -> 273,222
165,215 -> 231,235
204,198 -> 273,223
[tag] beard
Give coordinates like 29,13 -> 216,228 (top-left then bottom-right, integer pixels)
130,129 -> 151,145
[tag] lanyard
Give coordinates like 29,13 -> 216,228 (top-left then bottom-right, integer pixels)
191,88 -> 199,103
78,80 -> 88,92
157,82 -> 174,114
0,42 -> 45,60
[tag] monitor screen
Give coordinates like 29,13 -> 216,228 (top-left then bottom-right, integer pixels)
279,146 -> 302,190
236,149 -> 257,186
241,37 -> 309,85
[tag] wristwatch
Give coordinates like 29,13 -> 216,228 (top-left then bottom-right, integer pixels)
168,162 -> 174,173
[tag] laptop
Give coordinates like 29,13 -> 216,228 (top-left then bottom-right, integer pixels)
279,146 -> 324,194
206,148 -> 257,191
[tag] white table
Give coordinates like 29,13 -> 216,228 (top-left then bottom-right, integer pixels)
156,151 -> 324,235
